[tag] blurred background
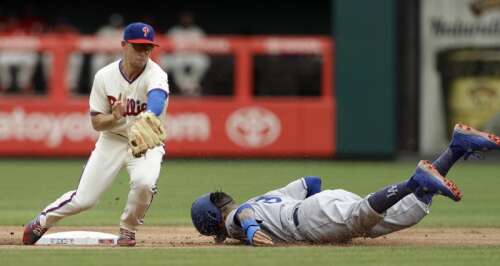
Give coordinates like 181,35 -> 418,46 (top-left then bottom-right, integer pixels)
0,0 -> 499,159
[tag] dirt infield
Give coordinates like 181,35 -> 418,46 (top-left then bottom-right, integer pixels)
2,226 -> 500,248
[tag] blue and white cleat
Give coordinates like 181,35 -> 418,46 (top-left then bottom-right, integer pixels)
451,123 -> 500,159
408,160 -> 462,202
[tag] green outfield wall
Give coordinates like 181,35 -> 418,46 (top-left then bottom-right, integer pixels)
334,0 -> 396,157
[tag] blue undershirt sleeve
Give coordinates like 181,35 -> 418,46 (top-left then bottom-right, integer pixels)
235,204 -> 260,245
147,89 -> 168,116
304,176 -> 322,198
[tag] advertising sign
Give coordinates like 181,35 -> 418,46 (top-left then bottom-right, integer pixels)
421,0 -> 500,153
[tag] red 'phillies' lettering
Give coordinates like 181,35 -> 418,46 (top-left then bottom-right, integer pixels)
107,95 -> 147,116
107,95 -> 117,106
125,99 -> 147,116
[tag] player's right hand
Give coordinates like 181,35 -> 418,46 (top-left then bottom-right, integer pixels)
252,230 -> 274,246
111,93 -> 126,120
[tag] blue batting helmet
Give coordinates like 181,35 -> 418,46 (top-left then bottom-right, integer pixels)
191,193 -> 224,237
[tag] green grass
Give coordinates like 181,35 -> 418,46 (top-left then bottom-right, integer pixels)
1,246 -> 500,266
1,159 -> 499,266
1,159 -> 499,227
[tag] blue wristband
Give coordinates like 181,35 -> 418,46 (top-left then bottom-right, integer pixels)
241,218 -> 260,244
236,204 -> 261,244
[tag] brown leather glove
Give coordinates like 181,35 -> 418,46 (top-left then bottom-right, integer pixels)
128,111 -> 166,157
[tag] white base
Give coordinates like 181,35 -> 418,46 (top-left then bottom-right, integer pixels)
36,231 -> 118,245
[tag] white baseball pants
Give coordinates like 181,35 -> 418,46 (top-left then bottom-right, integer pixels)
39,133 -> 164,232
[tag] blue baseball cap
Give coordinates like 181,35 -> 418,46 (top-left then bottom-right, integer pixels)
123,22 -> 159,46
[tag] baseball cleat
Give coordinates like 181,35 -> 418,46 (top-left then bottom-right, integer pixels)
451,123 -> 500,159
117,228 -> 136,247
22,215 -> 48,245
407,160 -> 462,202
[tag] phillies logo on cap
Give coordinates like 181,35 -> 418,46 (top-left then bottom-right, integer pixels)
123,22 -> 159,46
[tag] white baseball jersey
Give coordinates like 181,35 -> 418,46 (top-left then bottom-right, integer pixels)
89,58 -> 170,138
40,58 -> 169,233
225,178 -> 430,243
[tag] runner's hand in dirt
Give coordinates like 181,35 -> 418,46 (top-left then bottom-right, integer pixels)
252,230 -> 274,246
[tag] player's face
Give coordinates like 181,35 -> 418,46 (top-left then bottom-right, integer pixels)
122,42 -> 154,69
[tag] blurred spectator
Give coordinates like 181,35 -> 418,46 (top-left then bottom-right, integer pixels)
168,11 -> 205,43
90,13 -> 124,82
96,13 -> 124,37
0,4 -> 45,36
65,13 -> 123,95
0,6 -> 46,94
162,11 -> 210,96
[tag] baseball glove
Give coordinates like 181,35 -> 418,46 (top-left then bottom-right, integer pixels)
128,111 -> 167,157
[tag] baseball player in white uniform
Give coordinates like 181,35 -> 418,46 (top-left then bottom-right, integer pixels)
191,124 -> 500,245
23,22 -> 169,247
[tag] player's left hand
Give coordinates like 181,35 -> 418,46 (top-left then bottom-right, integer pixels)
252,230 -> 274,246
128,111 -> 167,157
